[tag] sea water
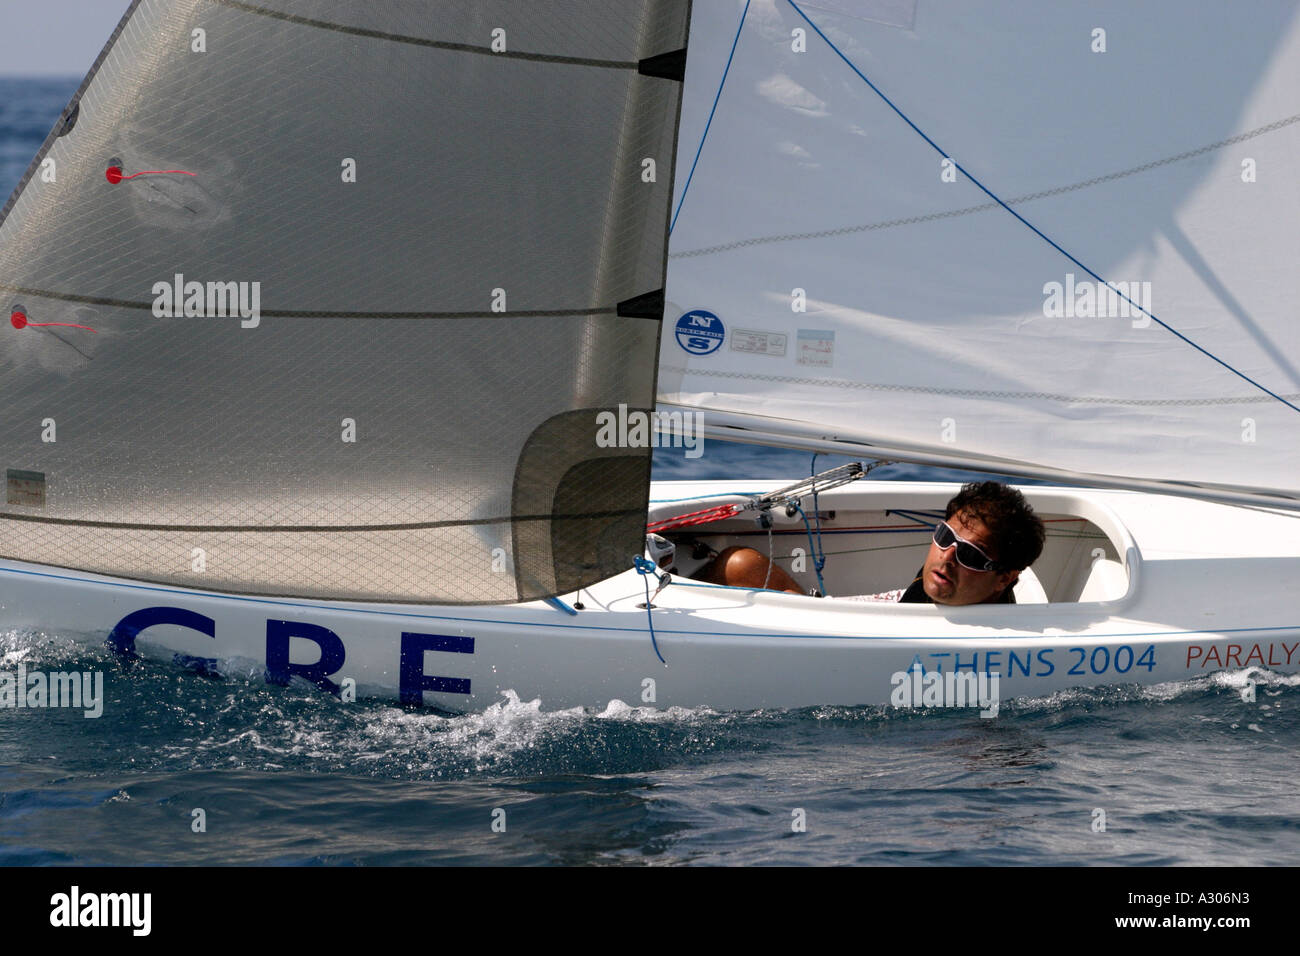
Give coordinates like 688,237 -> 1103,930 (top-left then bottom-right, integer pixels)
2,78 -> 1297,867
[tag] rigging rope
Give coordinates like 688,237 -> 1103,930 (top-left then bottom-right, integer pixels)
793,502 -> 827,596
633,555 -> 667,664
761,514 -> 774,590
806,453 -> 829,593
647,502 -> 743,533
670,0 -> 750,234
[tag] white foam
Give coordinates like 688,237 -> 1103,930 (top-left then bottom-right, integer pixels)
0,627 -> 96,666
996,668 -> 1299,712
206,689 -> 726,774
1144,667 -> 1300,702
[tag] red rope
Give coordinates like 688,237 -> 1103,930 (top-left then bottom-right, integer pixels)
647,503 -> 743,533
10,311 -> 97,333
106,165 -> 196,184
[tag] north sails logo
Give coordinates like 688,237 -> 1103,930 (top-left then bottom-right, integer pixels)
151,272 -> 261,328
49,886 -> 151,936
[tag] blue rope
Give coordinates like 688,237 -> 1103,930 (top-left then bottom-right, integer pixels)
793,502 -> 828,596
542,595 -> 579,616
808,454 -> 829,589
633,555 -> 667,663
784,0 -> 1300,416
670,0 -> 751,234
886,508 -> 945,527
650,490 -> 759,503
809,454 -> 824,548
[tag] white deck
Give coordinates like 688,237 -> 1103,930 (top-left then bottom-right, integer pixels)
2,480 -> 1298,712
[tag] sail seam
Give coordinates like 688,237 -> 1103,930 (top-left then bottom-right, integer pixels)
0,285 -> 616,319
208,0 -> 640,70
670,111 -> 1300,259
0,510 -> 642,533
661,365 -> 1300,407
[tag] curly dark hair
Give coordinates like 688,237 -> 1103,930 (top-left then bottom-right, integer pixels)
944,481 -> 1045,572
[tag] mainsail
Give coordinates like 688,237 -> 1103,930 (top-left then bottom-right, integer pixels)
663,0 -> 1300,507
0,0 -> 691,603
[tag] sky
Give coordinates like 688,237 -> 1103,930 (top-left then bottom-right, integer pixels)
0,0 -> 133,76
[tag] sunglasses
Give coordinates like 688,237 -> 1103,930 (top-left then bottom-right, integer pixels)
932,520 -> 1001,572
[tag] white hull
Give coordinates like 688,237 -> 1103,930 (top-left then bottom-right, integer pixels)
3,481 -> 1298,712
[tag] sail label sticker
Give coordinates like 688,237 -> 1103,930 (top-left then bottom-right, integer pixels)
797,329 -> 835,367
731,328 -> 787,357
674,310 -> 725,356
6,469 -> 45,507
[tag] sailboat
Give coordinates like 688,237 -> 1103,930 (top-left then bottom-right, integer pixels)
2,0 -> 1298,713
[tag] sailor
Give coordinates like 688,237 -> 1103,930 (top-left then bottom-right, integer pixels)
696,481 -> 1045,606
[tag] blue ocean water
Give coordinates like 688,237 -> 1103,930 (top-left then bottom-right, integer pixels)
2,78 -> 1298,868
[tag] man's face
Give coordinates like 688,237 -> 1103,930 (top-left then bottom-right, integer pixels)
922,510 -> 1020,605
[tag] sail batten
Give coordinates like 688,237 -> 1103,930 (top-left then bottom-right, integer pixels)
0,284 -> 631,320
670,110 -> 1300,261
207,0 -> 648,69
